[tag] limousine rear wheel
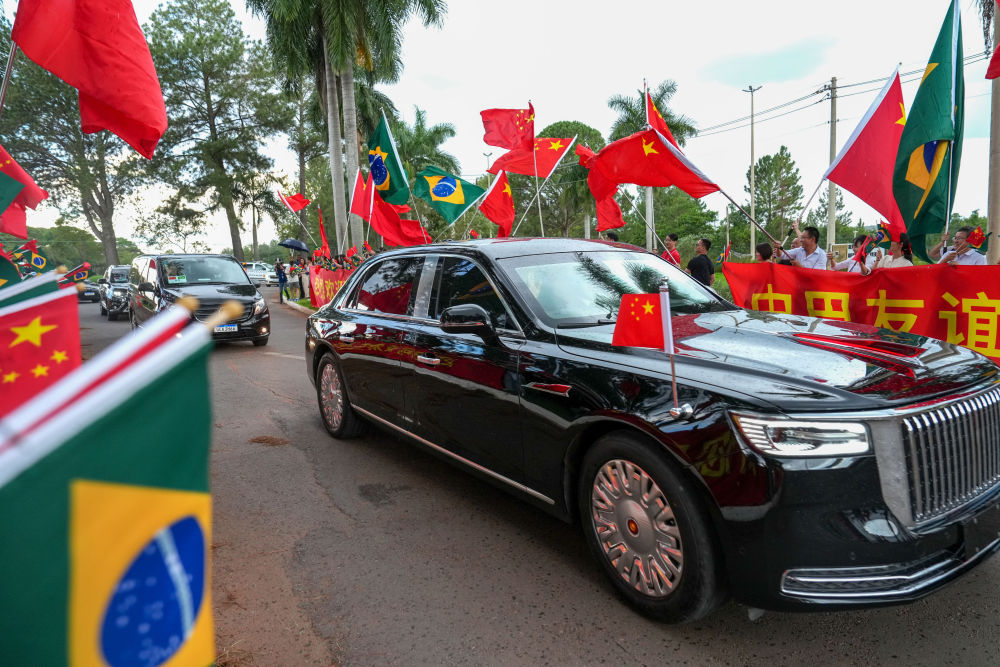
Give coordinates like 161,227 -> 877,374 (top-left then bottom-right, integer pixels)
316,353 -> 366,439
579,432 -> 726,623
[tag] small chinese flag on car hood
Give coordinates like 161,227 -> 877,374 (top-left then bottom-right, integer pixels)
612,294 -> 670,350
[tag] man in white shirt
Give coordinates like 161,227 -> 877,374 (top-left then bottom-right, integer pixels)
780,226 -> 827,270
932,226 -> 987,266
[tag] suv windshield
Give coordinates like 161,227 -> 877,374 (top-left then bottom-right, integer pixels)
160,256 -> 250,286
498,250 -> 734,326
109,269 -> 129,283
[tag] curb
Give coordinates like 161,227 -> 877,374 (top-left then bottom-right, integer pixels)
273,299 -> 316,316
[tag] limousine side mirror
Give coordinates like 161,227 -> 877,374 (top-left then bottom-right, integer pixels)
138,281 -> 155,293
98,278 -> 108,285
440,304 -> 498,344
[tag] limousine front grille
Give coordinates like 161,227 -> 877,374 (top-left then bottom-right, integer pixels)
901,386 -> 1000,524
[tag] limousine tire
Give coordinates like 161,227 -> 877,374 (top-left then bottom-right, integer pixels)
579,432 -> 726,623
316,353 -> 366,439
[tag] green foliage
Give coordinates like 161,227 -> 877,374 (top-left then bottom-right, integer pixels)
0,17 -> 142,266
744,145 -> 803,241
806,187 -> 864,244
1,223 -> 105,273
146,0 -> 291,262
608,80 -> 696,143
616,187 -> 719,258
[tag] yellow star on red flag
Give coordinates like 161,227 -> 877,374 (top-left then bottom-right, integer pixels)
10,316 -> 57,347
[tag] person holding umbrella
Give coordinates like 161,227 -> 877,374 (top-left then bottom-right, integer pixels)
275,258 -> 290,303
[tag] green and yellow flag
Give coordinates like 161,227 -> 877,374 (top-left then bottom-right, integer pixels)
892,0 -> 964,262
414,166 -> 487,224
0,307 -> 215,666
367,112 -> 410,206
0,253 -> 21,289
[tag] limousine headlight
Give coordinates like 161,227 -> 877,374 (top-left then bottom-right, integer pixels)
730,412 -> 870,457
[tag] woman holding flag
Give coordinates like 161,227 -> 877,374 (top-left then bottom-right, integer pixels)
870,233 -> 914,270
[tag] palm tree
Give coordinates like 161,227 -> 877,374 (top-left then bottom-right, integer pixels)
607,80 -> 697,143
392,106 -> 459,178
977,1 -> 1000,265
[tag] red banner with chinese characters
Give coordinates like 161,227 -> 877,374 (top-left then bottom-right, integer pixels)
723,263 -> 1000,362
309,265 -> 354,308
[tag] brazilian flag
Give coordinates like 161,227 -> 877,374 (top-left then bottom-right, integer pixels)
891,0 -> 963,262
0,253 -> 21,290
367,111 -> 410,206
414,166 -> 487,224
0,312 -> 215,666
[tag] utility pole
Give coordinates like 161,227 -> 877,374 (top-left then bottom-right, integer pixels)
744,85 -> 762,254
989,18 -> 1000,266
827,77 -> 837,251
483,152 -> 492,173
584,213 -> 591,239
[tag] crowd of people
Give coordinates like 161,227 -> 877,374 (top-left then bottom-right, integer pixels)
600,223 -> 991,288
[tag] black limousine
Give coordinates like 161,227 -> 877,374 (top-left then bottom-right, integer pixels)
304,238 -> 1000,622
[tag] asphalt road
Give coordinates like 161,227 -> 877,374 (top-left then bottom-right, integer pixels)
78,293 -> 1000,666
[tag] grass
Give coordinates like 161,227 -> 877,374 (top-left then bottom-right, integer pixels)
294,297 -> 316,310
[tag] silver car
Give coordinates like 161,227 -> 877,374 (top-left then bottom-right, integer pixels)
243,261 -> 278,286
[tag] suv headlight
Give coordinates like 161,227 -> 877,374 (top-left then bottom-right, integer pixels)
253,296 -> 267,315
730,412 -> 870,457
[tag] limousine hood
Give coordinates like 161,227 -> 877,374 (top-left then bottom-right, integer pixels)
556,309 -> 998,412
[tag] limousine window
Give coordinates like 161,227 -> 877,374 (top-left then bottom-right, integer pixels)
351,258 -> 422,316
431,257 -> 513,329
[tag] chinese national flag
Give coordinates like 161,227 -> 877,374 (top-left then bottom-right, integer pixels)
645,90 -> 681,148
0,144 -> 49,239
0,287 -> 81,416
349,169 -> 371,219
576,144 -> 626,231
12,0 -> 168,159
279,191 -> 310,212
478,171 -> 515,237
488,137 -> 574,178
824,69 -> 906,232
481,103 -> 534,151
370,187 -> 430,247
612,293 -> 672,351
592,129 -> 719,198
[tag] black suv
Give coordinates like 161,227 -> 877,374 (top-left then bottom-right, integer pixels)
128,253 -> 270,345
98,264 -> 131,320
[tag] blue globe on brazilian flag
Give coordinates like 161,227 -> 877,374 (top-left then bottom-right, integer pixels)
0,306 -> 215,666
414,166 -> 486,225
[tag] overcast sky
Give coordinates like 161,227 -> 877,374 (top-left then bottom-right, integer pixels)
21,0 -> 1000,250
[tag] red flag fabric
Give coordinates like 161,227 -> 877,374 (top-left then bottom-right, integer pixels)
0,287 -> 82,415
968,226 -> 986,248
645,90 -> 680,148
316,207 -> 330,258
0,144 -> 49,239
346,246 -> 357,258
389,203 -> 411,214
824,69 -> 906,230
591,129 -> 719,199
370,187 -> 431,247
279,192 -> 310,212
488,137 -> 574,178
850,236 -> 870,265
481,103 -> 534,151
596,197 -> 625,232
611,294 -> 664,348
349,170 -> 371,220
364,241 -> 373,254
478,171 -> 515,237
12,0 -> 168,159
989,3 -> 1000,79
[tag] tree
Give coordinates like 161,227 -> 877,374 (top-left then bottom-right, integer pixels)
2,222 -> 104,273
391,106 -> 460,239
233,172 -> 288,260
146,0 -> 289,262
133,192 -> 210,254
616,187 -> 718,253
608,80 -> 697,143
0,19 -> 143,266
806,187 -> 858,241
744,146 -> 803,241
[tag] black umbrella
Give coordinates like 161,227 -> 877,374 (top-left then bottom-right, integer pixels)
278,238 -> 309,252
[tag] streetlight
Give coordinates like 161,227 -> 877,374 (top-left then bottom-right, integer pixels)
483,152 -> 493,173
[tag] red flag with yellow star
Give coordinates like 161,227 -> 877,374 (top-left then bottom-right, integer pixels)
824,68 -> 906,232
0,144 -> 49,239
478,171 -> 515,237
481,103 -> 534,151
488,137 -> 574,178
0,287 -> 81,415
591,129 -> 719,198
645,90 -> 681,148
612,293 -> 673,350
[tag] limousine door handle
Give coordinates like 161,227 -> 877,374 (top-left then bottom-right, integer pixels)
339,334 -> 354,344
416,355 -> 441,366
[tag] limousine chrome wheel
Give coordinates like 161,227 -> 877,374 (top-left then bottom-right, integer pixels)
580,432 -> 726,623
315,353 -> 366,439
591,458 -> 683,597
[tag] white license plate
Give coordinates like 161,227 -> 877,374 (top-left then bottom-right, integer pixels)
213,324 -> 238,333
83,291 -> 95,296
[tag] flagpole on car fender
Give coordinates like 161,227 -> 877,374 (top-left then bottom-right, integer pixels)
659,278 -> 691,419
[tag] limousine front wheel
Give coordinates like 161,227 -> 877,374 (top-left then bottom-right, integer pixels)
579,432 -> 727,623
316,353 -> 366,439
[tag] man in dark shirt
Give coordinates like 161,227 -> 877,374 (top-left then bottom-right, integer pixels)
686,238 -> 715,286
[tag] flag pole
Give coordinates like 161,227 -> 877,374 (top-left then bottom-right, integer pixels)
528,100 -> 545,236
625,190 -> 668,253
720,189 -> 782,247
796,178 -> 825,227
277,189 -> 318,245
511,136 -> 577,236
0,43 -> 17,120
